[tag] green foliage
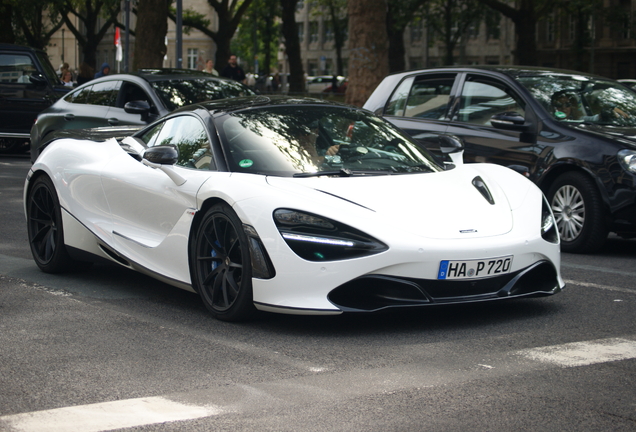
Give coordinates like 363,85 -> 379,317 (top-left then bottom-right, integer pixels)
231,0 -> 280,74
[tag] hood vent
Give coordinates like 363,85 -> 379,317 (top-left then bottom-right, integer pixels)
472,176 -> 495,205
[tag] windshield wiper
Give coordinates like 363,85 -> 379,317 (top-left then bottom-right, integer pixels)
293,168 -> 392,178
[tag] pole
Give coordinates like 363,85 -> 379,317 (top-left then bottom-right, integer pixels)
61,28 -> 65,63
176,0 -> 183,68
124,0 -> 130,73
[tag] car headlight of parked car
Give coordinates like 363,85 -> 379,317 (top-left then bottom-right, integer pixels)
618,149 -> 636,174
541,195 -> 559,243
274,209 -> 388,261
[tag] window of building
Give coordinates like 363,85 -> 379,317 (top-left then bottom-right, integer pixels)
310,22 -> 319,44
298,22 -> 304,43
187,48 -> 198,70
411,21 -> 423,42
324,21 -> 334,43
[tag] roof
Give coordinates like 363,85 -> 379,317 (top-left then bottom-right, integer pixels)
394,65 -> 613,81
173,95 -> 353,115
135,68 -> 235,82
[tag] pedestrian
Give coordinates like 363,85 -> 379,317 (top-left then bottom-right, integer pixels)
221,55 -> 246,84
94,62 -> 110,78
77,62 -> 94,85
61,70 -> 74,87
203,59 -> 219,76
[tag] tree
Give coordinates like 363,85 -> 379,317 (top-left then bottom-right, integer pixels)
309,0 -> 348,76
133,0 -> 169,70
427,0 -> 485,65
57,0 -> 122,69
346,0 -> 389,107
280,0 -> 305,93
477,0 -> 555,65
231,0 -> 280,76
386,0 -> 429,72
0,0 -> 62,49
169,0 -> 254,73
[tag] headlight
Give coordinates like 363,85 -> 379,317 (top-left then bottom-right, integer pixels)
618,149 -> 636,173
274,209 -> 388,261
541,195 -> 559,243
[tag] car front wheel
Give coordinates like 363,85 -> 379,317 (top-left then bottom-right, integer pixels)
547,172 -> 608,253
190,203 -> 255,321
27,175 -> 74,272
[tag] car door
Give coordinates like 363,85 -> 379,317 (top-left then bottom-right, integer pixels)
100,114 -> 217,280
0,52 -> 52,135
444,73 -> 540,174
380,73 -> 458,153
108,80 -> 159,126
61,80 -> 120,129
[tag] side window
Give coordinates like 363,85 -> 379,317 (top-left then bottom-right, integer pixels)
119,82 -> 151,107
405,77 -> 455,119
85,80 -> 120,106
385,77 -> 414,116
0,54 -> 37,83
141,123 -> 164,147
456,79 -> 525,126
65,86 -> 92,104
150,116 -> 214,170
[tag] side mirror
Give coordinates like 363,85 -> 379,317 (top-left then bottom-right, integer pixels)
124,100 -> 151,121
439,134 -> 464,166
143,145 -> 178,165
29,73 -> 47,86
490,111 -> 529,131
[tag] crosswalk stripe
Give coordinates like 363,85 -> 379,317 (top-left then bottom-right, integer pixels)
0,396 -> 222,432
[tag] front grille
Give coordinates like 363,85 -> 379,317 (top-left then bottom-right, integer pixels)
328,261 -> 560,312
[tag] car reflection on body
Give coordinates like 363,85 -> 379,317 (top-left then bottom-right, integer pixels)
29,68 -> 256,162
25,96 -> 563,321
365,66 -> 636,253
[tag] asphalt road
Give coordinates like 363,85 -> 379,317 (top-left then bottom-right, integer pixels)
1,155 -> 635,431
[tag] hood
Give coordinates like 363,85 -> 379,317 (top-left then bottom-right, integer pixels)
572,123 -> 636,149
267,167 -> 517,240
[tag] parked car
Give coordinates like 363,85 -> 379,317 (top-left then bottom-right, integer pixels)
364,66 -> 636,253
0,43 -> 69,153
306,75 -> 345,94
25,95 -> 562,321
30,68 -> 256,162
618,79 -> 636,89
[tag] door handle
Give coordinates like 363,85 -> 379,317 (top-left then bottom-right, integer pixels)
64,113 -> 75,121
108,118 -> 119,126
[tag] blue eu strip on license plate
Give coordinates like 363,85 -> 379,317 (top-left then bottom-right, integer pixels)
438,256 -> 513,280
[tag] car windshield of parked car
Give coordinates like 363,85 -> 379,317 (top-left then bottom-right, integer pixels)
517,75 -> 636,127
215,105 -> 443,176
151,78 -> 256,111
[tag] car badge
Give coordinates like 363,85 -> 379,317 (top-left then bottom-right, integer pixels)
459,229 -> 478,233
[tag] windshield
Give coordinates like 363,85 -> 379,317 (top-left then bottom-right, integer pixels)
216,105 -> 443,176
517,75 -> 636,127
151,78 -> 256,111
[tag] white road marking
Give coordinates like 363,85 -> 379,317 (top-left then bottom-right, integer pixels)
564,279 -> 636,295
516,338 -> 636,367
0,396 -> 222,432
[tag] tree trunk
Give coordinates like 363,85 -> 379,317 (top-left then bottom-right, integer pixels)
280,0 -> 305,94
133,0 -> 168,71
346,0 -> 389,107
0,3 -> 16,44
386,12 -> 406,73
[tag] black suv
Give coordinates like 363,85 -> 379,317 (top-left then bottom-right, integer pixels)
0,44 -> 68,153
364,66 -> 636,253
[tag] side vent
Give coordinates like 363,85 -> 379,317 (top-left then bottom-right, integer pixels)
472,176 -> 495,205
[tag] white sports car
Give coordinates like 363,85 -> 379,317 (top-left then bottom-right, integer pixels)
25,96 -> 564,321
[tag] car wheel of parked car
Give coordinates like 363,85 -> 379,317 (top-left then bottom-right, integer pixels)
26,175 -> 75,272
191,203 -> 255,321
547,172 -> 608,253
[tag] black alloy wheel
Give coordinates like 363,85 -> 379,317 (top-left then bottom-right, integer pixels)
27,175 -> 74,272
191,203 -> 255,321
547,171 -> 608,253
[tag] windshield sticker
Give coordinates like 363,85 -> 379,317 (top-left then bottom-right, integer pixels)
555,111 -> 567,119
239,159 -> 254,168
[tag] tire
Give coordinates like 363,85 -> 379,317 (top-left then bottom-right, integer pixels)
547,171 -> 608,253
0,138 -> 29,154
190,203 -> 255,321
26,175 -> 74,272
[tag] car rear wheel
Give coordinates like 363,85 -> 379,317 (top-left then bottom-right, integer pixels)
27,175 -> 74,272
547,172 -> 608,253
191,203 -> 255,321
